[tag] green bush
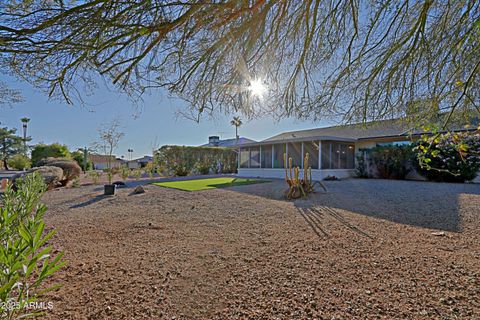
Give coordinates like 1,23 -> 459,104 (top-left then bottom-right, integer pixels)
155,145 -> 237,176
369,145 -> 413,179
0,173 -> 64,319
71,151 -> 93,171
413,131 -> 480,182
355,152 -> 369,178
7,154 -> 31,170
31,143 -> 71,167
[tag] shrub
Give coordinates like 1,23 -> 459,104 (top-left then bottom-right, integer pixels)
143,162 -> 156,178
413,131 -> 480,182
155,145 -> 237,176
71,151 -> 93,171
37,158 -> 81,186
0,173 -> 64,319
7,154 -> 31,170
355,152 -> 369,178
369,145 -> 413,179
31,143 -> 71,166
194,159 -> 211,175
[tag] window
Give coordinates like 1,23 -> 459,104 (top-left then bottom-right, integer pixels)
376,141 -> 411,147
261,145 -> 272,168
273,144 -> 286,168
303,141 -> 319,169
250,147 -> 260,168
240,148 -> 249,168
321,141 -> 355,169
287,142 -> 302,167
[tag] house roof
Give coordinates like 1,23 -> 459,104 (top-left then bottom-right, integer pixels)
129,156 -> 153,163
240,116 -> 478,147
88,154 -> 123,163
201,137 -> 257,148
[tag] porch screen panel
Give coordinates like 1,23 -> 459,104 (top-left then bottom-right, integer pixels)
261,145 -> 272,168
287,142 -> 302,167
250,147 -> 260,168
321,142 -> 331,169
273,143 -> 286,168
332,143 -> 341,169
303,141 -> 319,169
240,148 -> 249,168
346,144 -> 355,168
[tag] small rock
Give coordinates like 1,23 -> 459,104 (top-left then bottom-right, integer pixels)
131,186 -> 145,194
431,231 -> 446,237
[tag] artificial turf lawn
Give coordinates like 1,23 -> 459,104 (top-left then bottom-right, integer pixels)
152,177 -> 269,191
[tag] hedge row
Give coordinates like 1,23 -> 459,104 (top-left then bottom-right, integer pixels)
155,145 -> 237,176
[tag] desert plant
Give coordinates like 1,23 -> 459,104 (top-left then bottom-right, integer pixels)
143,162 -> 156,178
370,145 -> 413,179
133,168 -> 142,180
413,131 -> 480,182
7,154 -> 31,170
284,153 -> 326,200
88,171 -> 101,184
119,166 -> 130,181
0,173 -> 64,320
31,143 -> 71,167
37,158 -> 81,186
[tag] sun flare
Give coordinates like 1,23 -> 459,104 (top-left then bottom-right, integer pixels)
247,78 -> 267,98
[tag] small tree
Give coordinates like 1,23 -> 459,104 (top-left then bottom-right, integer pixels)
230,117 -> 243,140
0,127 -> 24,170
93,120 -> 124,185
7,154 -> 31,170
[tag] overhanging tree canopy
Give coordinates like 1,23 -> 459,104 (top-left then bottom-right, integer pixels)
0,1 -> 479,124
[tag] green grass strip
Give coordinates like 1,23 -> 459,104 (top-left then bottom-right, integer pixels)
152,177 -> 269,191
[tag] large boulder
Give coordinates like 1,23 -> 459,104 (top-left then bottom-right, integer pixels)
37,157 -> 81,186
12,166 -> 64,190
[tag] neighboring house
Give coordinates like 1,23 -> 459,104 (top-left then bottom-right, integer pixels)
88,154 -> 125,170
127,156 -> 153,169
236,118 -> 477,180
202,135 -> 256,148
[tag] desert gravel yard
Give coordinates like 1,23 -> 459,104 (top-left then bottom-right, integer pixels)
41,178 -> 479,319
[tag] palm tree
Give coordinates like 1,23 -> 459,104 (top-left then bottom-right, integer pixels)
20,117 -> 30,154
230,116 -> 242,140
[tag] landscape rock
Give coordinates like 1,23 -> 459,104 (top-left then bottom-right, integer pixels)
37,157 -> 82,186
12,166 -> 64,190
131,185 -> 145,194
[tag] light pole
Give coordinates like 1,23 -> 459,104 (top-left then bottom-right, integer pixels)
21,117 -> 30,155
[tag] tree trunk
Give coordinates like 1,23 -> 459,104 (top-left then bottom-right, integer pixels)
3,158 -> 8,170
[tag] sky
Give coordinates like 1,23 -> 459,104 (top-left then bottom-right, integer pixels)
0,75 -> 333,159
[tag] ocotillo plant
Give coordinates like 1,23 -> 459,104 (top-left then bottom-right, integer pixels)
284,152 -> 326,200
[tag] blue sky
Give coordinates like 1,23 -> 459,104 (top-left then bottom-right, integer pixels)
0,75 -> 333,158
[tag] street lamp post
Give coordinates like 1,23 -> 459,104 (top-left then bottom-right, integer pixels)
20,117 -> 30,155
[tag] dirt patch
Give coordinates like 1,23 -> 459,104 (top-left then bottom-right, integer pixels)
40,179 -> 480,319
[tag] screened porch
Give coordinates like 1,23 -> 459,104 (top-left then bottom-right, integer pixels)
238,140 -> 356,170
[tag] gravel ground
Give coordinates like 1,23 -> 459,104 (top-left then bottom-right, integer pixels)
39,178 -> 479,319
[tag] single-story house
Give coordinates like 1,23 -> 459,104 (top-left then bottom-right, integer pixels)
127,156 -> 153,169
88,154 -> 125,170
201,135 -> 256,148
236,118 -> 477,180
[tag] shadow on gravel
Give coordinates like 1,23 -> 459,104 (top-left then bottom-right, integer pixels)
70,195 -> 109,208
229,179 -> 480,232
297,206 -> 373,239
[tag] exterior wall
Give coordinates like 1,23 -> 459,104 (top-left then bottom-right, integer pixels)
237,168 -> 355,181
